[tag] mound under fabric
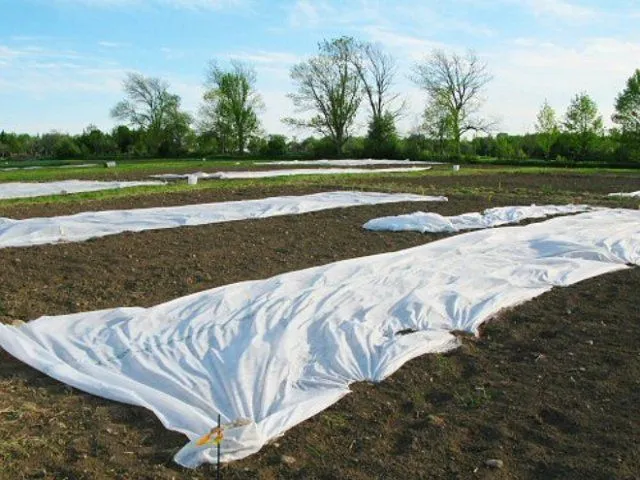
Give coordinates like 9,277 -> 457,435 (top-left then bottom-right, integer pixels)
0,191 -> 446,249
0,180 -> 164,200
1,208 -> 639,467
255,159 -> 443,166
150,166 -> 431,180
608,191 -> 640,198
363,204 -> 594,233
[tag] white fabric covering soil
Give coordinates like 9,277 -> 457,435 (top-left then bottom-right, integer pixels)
256,159 -> 443,166
0,191 -> 445,249
363,205 -> 594,233
150,166 -> 431,180
1,208 -> 639,468
0,180 -> 164,200
608,191 -> 640,198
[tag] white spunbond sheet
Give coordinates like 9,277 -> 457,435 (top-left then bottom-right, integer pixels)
150,166 -> 431,180
363,204 -> 594,233
0,180 -> 164,200
256,159 -> 443,166
1,164 -> 96,172
0,191 -> 445,249
608,191 -> 640,198
1,209 -> 639,468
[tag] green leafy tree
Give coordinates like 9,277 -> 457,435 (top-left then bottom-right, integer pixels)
263,134 -> 288,157
564,92 -> 604,160
535,100 -> 559,159
286,37 -> 362,155
365,111 -> 399,158
112,125 -> 137,155
422,99 -> 454,157
612,69 -> 640,162
201,61 -> 263,155
613,69 -> 640,133
413,50 -> 493,157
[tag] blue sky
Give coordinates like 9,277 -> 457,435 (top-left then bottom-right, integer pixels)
1,0 -> 639,136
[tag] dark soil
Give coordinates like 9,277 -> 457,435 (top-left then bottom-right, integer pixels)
1,170 -> 638,220
0,175 -> 639,479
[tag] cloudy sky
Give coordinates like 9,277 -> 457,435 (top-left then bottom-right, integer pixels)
1,0 -> 638,137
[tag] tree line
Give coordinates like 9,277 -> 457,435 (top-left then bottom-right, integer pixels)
1,37 -> 639,164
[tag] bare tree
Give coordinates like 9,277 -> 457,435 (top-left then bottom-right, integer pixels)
413,50 -> 492,156
200,60 -> 263,155
352,42 -> 403,122
285,37 -> 362,155
351,42 -> 405,157
111,73 -> 191,154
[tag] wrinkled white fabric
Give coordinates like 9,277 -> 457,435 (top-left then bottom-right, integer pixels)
1,209 -> 639,468
1,164 -> 95,172
0,191 -> 445,248
150,167 -> 431,180
363,204 -> 594,233
0,180 -> 164,200
256,159 -> 443,166
608,191 -> 640,198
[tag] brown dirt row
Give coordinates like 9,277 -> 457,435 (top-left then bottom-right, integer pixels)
1,171 -> 639,220
0,185 -> 638,479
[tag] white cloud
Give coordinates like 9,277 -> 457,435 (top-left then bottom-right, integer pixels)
98,41 -> 129,48
288,0 -> 332,28
228,50 -> 300,65
524,0 -> 598,20
484,37 -> 640,132
51,0 -> 248,9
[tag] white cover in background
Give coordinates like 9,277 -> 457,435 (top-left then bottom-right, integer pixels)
0,191 -> 445,249
150,166 -> 431,180
1,209 -> 639,468
608,191 -> 640,198
1,164 -> 95,172
256,159 -> 443,166
0,180 -> 164,200
363,204 -> 594,233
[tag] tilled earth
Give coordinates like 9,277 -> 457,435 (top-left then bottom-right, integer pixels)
0,172 -> 639,479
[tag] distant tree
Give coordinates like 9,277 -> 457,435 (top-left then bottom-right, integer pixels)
613,69 -> 640,133
535,100 -> 559,159
612,70 -> 640,162
413,50 -> 493,157
201,61 -> 263,155
422,99 -> 454,157
351,41 -> 403,157
263,134 -> 288,157
365,111 -> 399,158
111,73 -> 191,156
53,135 -> 82,159
286,37 -> 362,155
564,92 -> 604,160
79,124 -> 115,157
112,125 -> 137,155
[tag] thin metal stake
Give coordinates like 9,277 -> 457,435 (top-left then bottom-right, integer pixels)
217,413 -> 221,480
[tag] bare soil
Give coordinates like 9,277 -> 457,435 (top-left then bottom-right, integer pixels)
0,171 -> 639,479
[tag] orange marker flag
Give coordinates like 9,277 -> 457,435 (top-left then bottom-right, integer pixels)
196,426 -> 224,447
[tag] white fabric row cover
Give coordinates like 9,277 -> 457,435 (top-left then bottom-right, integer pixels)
256,159 -> 443,166
1,164 -> 96,172
150,166 -> 431,180
0,180 -> 164,200
0,191 -> 445,249
363,204 -> 594,233
608,191 -> 640,198
1,208 -> 639,468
